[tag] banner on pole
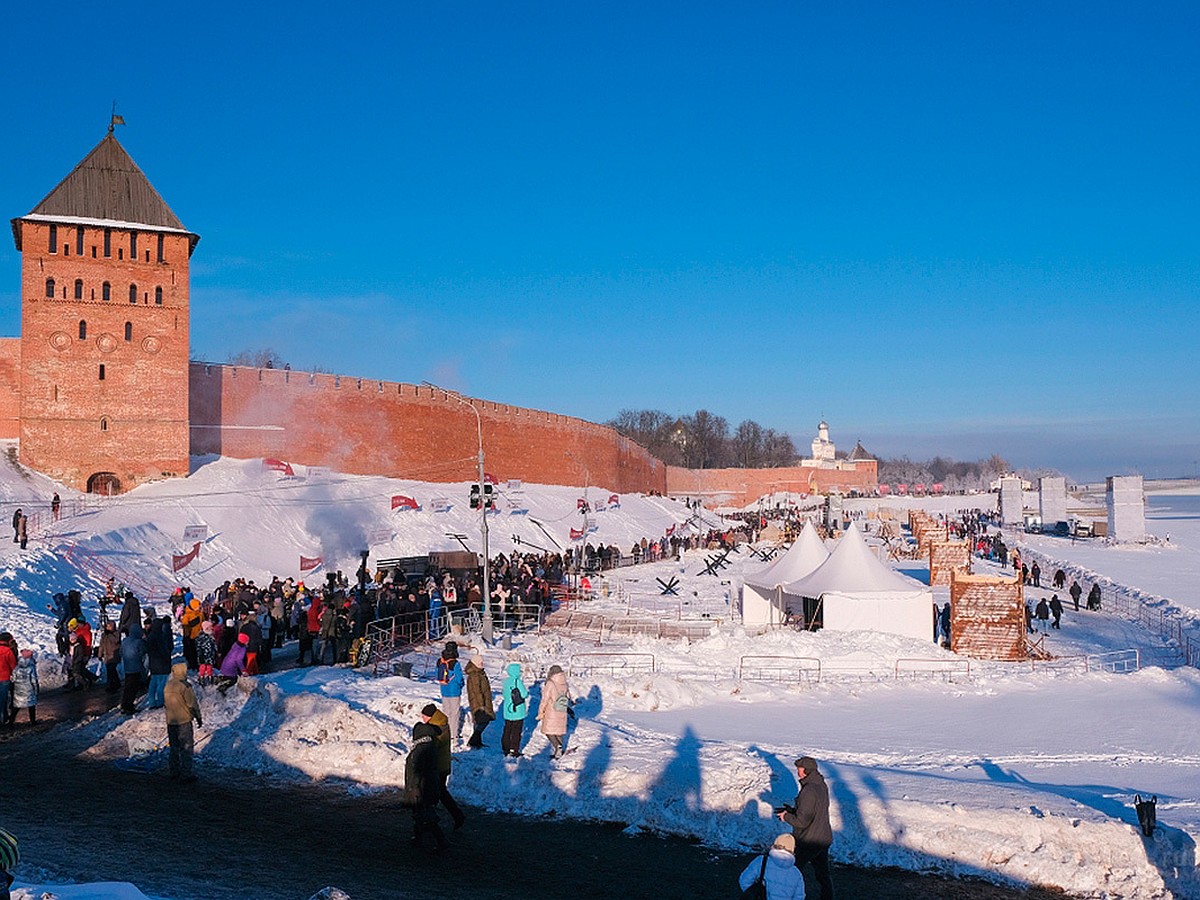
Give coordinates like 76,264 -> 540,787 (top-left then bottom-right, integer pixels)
300,555 -> 323,572
172,542 -> 201,572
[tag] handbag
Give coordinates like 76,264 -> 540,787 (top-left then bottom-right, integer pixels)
740,851 -> 768,900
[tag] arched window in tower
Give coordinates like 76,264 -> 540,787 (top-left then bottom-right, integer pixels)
48,224 -> 58,254
130,231 -> 138,261
45,278 -> 55,298
79,320 -> 87,340
100,417 -> 109,432
74,279 -> 83,300
129,283 -> 137,304
155,286 -> 163,305
103,228 -> 112,258
124,322 -> 133,342
102,282 -> 111,302
76,226 -> 84,256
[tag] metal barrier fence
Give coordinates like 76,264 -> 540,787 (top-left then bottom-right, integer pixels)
894,657 -> 972,681
569,652 -> 656,677
738,655 -> 821,684
1025,648 -> 1141,675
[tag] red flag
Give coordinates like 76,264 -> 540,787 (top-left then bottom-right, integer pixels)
172,542 -> 201,573
483,472 -> 498,485
608,494 -> 620,507
300,555 -> 323,572
263,458 -> 294,476
577,498 -> 588,509
391,495 -> 419,511
665,524 -> 675,536
581,576 -> 592,592
569,527 -> 584,541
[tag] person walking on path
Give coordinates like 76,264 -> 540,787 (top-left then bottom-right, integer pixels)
10,650 -> 38,724
500,661 -> 529,758
778,756 -> 834,900
1034,598 -> 1050,634
404,720 -> 449,852
738,833 -> 806,900
163,662 -> 202,782
537,664 -> 572,759
98,621 -> 121,692
423,703 -> 465,830
1069,580 -> 1082,611
16,512 -> 27,551
436,641 -> 465,744
464,652 -> 494,749
118,626 -> 147,715
1087,583 -> 1102,611
51,492 -> 61,522
10,509 -> 19,543
1049,594 -> 1063,629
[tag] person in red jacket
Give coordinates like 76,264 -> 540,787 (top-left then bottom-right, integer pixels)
0,632 -> 18,727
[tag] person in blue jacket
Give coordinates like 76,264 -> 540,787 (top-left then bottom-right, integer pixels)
119,626 -> 148,715
436,641 -> 465,744
500,661 -> 529,758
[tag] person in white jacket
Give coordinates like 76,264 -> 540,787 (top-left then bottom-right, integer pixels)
738,833 -> 806,900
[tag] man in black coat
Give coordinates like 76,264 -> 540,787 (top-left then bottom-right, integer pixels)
779,755 -> 834,900
405,721 -> 449,851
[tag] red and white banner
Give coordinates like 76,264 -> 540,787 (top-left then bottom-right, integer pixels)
665,524 -> 676,536
569,527 -> 584,541
263,458 -> 295,476
483,472 -> 499,485
577,498 -> 588,510
391,495 -> 419,511
172,542 -> 201,573
300,555 -> 323,572
608,494 -> 620,508
878,484 -> 891,496
932,483 -> 945,494
580,577 -> 593,592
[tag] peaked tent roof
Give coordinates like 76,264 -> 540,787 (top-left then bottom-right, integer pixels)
744,520 -> 830,591
782,522 -> 925,597
848,441 -> 874,461
13,132 -> 198,252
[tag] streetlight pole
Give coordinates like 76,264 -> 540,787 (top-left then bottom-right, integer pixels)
425,382 -> 493,644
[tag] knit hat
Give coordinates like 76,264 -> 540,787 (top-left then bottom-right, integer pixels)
67,618 -> 78,629
237,632 -> 250,645
19,648 -> 33,658
794,756 -> 819,773
200,620 -> 214,633
772,833 -> 796,853
421,703 -> 439,718
443,641 -> 458,659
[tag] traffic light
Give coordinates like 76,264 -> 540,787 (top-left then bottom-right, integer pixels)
469,483 -> 495,509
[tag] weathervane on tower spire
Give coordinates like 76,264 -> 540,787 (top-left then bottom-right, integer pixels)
108,101 -> 125,134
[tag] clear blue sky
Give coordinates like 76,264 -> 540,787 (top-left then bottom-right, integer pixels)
2,2 -> 1198,481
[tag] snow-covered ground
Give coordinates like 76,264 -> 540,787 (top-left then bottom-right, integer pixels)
2,453 -> 1197,900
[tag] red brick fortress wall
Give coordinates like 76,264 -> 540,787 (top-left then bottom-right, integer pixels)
665,460 -> 878,507
188,364 -> 667,493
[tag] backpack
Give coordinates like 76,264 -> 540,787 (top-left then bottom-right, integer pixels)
510,686 -> 524,708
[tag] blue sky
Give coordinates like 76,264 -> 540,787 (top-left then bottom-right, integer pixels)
2,2 -> 1198,481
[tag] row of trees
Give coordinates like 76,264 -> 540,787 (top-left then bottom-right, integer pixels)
877,454 -> 1013,492
608,409 -> 798,469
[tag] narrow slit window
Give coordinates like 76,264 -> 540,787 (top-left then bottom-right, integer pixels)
102,282 -> 111,302
155,286 -> 163,305
104,229 -> 111,258
79,320 -> 87,340
130,231 -> 138,261
100,417 -> 108,431
45,278 -> 55,298
129,284 -> 137,304
74,279 -> 83,300
124,322 -> 132,342
156,233 -> 164,262
48,224 -> 57,253
98,364 -> 106,381
76,226 -> 84,256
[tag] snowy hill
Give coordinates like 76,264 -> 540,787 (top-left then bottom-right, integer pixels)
1,453 -> 1198,900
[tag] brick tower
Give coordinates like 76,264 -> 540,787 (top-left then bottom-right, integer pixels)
10,129 -> 198,493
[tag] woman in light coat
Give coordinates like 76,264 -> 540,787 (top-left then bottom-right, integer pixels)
537,664 -> 571,758
738,833 -> 805,899
10,649 -> 39,724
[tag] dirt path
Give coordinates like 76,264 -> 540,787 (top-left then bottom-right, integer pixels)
1,687 -> 1070,900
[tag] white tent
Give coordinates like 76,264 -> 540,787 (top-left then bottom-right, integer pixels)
741,521 -> 829,627
780,523 -> 934,641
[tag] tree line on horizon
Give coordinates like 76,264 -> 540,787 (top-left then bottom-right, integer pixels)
608,409 -> 798,469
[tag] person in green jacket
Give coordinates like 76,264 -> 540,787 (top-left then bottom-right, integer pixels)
500,661 -> 528,758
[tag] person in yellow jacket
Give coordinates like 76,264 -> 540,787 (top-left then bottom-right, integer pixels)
163,662 -> 202,783
180,599 -> 204,670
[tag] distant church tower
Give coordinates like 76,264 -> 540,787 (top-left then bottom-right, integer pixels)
811,420 -> 836,463
10,129 -> 198,493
